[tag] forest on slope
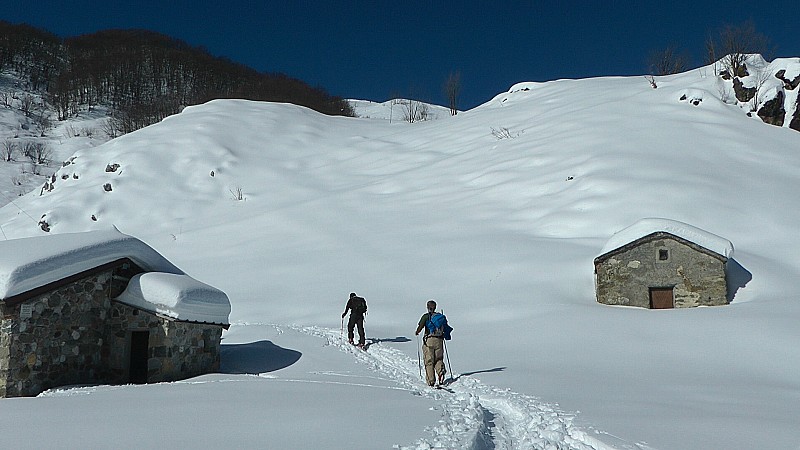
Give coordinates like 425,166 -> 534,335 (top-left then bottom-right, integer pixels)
0,22 -> 354,135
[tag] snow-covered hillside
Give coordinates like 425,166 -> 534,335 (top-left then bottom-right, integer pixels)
1,60 -> 800,449
0,72 -> 112,211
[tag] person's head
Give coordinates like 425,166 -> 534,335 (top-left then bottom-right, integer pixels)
350,292 -> 356,298
426,299 -> 437,312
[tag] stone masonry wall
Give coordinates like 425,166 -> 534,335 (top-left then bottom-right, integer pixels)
0,270 -> 116,397
595,236 -> 727,308
0,268 -> 223,397
107,302 -> 222,383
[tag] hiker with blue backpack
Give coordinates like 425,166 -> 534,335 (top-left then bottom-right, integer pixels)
414,299 -> 453,387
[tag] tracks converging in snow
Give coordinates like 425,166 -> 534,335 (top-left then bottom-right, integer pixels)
295,325 -> 621,450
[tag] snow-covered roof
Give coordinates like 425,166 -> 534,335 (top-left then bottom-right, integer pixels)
598,218 -> 734,259
0,228 -> 230,326
0,228 -> 181,299
116,272 -> 231,326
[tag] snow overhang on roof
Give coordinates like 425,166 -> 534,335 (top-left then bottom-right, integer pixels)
597,218 -> 734,260
116,272 -> 231,326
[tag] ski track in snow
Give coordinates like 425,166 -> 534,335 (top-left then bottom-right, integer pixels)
294,325 -> 645,450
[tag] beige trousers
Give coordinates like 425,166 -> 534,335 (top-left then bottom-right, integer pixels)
422,336 -> 446,386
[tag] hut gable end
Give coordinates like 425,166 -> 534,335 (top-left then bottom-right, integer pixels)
595,232 -> 728,267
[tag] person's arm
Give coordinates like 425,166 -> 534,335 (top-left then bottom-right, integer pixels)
342,300 -> 350,318
415,315 -> 425,335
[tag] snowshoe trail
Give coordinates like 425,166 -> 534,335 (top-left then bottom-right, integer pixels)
297,326 -> 636,450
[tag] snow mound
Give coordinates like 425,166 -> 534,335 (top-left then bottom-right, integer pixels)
599,218 -> 734,259
0,227 -> 182,299
116,272 -> 231,325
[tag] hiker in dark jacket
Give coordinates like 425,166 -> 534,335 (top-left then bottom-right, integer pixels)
415,299 -> 446,386
342,292 -> 367,347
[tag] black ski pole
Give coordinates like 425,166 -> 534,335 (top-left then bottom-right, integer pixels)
417,334 -> 423,381
443,338 -> 453,383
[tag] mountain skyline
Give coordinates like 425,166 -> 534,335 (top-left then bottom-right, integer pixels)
5,0 -> 800,109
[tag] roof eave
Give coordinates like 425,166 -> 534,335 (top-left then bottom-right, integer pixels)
594,232 -> 729,264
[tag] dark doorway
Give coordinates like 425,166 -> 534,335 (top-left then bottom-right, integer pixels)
129,331 -> 150,384
649,287 -> 674,309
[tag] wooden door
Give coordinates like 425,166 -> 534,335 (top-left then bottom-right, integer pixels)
649,288 -> 674,309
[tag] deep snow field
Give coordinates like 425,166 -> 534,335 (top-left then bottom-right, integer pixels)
0,58 -> 799,449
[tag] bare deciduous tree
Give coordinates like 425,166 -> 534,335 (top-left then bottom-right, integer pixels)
0,91 -> 11,108
704,36 -> 718,75
647,45 -> 689,76
19,94 -> 34,117
2,140 -> 17,161
444,71 -> 461,116
749,68 -> 774,112
708,21 -> 773,78
34,108 -> 52,137
23,141 -> 52,165
403,99 -> 429,123
101,117 -> 121,139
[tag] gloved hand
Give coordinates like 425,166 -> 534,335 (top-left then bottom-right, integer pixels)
341,312 -> 346,318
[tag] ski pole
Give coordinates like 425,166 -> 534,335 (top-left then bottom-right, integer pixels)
341,316 -> 345,342
443,338 -> 453,382
416,334 -> 423,381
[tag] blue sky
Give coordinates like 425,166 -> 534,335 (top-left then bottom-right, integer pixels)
5,1 -> 799,109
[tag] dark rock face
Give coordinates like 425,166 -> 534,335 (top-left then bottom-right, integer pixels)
733,77 -> 756,103
757,91 -> 786,126
790,95 -> 800,131
775,70 -> 800,90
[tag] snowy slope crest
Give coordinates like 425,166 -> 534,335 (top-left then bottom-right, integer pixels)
349,98 -> 452,121
490,55 -> 800,132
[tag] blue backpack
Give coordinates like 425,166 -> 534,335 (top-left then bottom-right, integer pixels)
426,312 -> 453,340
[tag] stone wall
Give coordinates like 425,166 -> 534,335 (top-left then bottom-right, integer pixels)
0,266 -> 223,397
107,302 -> 222,383
595,235 -> 728,308
0,270 -> 115,397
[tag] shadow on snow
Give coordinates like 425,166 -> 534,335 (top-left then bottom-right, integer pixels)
451,367 -> 507,383
363,336 -> 411,350
218,340 -> 301,374
726,258 -> 752,303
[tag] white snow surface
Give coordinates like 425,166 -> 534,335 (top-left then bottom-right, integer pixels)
116,272 -> 231,325
599,217 -> 734,258
0,60 -> 799,449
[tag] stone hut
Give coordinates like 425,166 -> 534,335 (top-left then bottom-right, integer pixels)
594,218 -> 734,309
0,229 -> 231,397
